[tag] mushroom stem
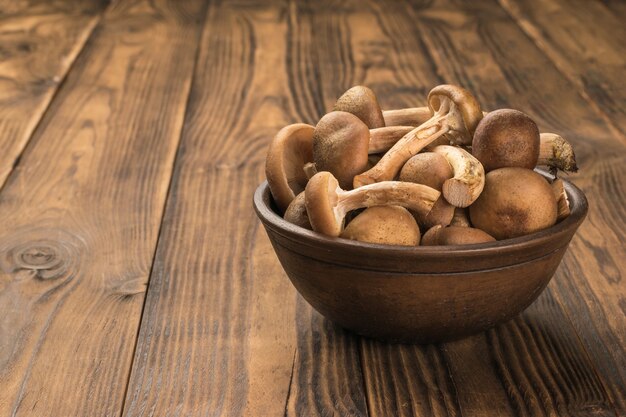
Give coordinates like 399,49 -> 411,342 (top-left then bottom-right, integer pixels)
432,145 -> 485,207
382,107 -> 431,126
368,126 -> 416,153
551,178 -> 571,221
303,162 -> 318,179
353,118 -> 448,187
353,85 -> 482,188
305,171 -> 440,237
450,207 -> 471,227
538,133 -> 578,174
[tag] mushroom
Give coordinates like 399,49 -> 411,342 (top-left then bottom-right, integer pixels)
538,133 -> 578,174
265,123 -> 315,212
382,107 -> 431,126
450,207 -> 471,227
551,178 -> 571,221
421,225 -> 495,246
472,109 -> 540,172
469,167 -> 558,240
431,145 -> 485,207
340,206 -> 421,245
305,171 -> 440,237
312,111 -> 414,189
353,84 -> 482,188
284,192 -> 312,230
334,86 -> 385,129
399,152 -> 455,228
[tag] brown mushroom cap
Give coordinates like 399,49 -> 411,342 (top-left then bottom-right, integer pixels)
427,84 -> 483,145
313,111 -> 370,189
421,225 -> 495,246
472,109 -> 540,172
334,86 -> 385,129
340,206 -> 420,246
265,123 -> 315,212
399,152 -> 453,190
284,192 -> 312,230
469,167 -> 557,240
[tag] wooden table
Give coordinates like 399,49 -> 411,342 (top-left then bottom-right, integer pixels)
1,0 -> 624,416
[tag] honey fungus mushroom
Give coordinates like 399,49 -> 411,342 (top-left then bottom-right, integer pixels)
538,133 -> 578,174
305,171 -> 440,237
469,167 -> 557,240
551,178 -> 571,221
431,145 -> 485,207
265,123 -> 314,212
354,84 -> 482,187
421,225 -> 495,246
312,111 -> 414,189
472,109 -> 540,172
334,86 -> 385,129
284,192 -> 312,230
340,206 -> 421,245
399,152 -> 455,228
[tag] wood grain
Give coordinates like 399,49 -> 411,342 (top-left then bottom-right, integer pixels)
0,0 -> 107,187
122,2 -> 368,416
0,0 -> 205,415
361,340 -> 461,417
498,0 -> 626,141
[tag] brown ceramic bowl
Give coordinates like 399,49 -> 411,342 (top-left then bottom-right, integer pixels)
253,175 -> 587,343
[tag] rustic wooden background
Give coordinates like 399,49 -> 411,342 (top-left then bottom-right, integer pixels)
0,0 -> 624,416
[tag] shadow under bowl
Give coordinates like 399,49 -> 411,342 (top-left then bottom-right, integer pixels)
253,177 -> 588,344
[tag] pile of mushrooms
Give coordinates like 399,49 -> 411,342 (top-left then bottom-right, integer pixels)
265,85 -> 578,246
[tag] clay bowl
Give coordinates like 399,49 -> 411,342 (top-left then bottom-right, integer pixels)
253,176 -> 588,344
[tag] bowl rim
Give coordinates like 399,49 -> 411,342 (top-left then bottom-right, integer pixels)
253,172 -> 588,258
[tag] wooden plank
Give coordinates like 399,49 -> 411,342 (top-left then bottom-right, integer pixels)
350,0 -> 624,415
0,0 -> 107,187
0,0 -> 205,415
122,2 -> 368,416
597,0 -> 626,17
497,0 -> 626,141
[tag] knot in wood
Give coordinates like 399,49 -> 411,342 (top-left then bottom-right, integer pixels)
9,240 -> 70,280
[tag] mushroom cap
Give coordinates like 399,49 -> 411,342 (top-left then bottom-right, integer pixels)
313,111 -> 370,190
472,109 -> 540,172
421,225 -> 496,246
469,167 -> 557,240
420,196 -> 455,229
421,225 -> 443,246
284,192 -> 312,230
399,152 -> 453,191
340,206 -> 420,246
265,123 -> 315,213
427,85 -> 482,144
334,86 -> 385,129
305,171 -> 342,236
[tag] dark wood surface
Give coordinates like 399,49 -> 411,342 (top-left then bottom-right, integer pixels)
0,0 -> 623,416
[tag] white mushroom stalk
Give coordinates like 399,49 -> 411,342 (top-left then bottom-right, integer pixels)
305,171 -> 440,237
353,85 -> 482,188
368,126 -> 416,153
551,179 -> 571,221
538,133 -> 578,173
431,145 -> 485,207
382,107 -> 431,126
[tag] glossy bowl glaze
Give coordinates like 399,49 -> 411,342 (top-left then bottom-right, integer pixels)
253,176 -> 588,343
